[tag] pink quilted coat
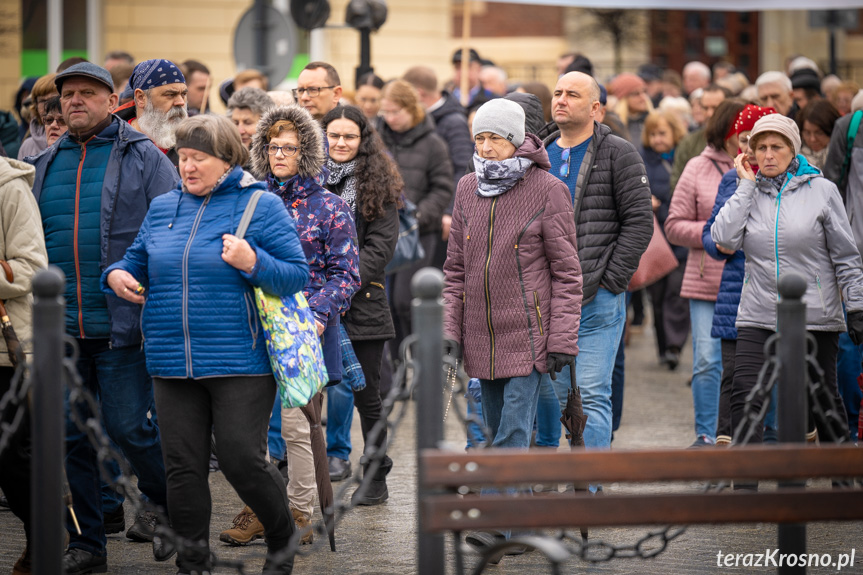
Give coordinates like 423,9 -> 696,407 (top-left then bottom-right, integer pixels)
665,145 -> 732,302
443,135 -> 582,380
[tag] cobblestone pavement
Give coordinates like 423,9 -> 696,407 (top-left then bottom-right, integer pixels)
1,321 -> 861,574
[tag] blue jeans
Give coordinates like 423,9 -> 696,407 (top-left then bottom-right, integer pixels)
550,288 -> 625,450
479,369 -> 543,449
268,399 -> 285,460
65,339 -> 166,555
611,294 -> 630,434
837,331 -> 862,441
534,374 -> 560,447
326,378 -> 354,461
690,300 -> 722,441
465,378 -> 486,449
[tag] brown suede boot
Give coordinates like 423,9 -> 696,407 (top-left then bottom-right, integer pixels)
291,507 -> 313,545
12,542 -> 31,575
219,505 -> 265,546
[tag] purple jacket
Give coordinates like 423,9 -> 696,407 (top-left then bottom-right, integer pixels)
443,134 -> 582,380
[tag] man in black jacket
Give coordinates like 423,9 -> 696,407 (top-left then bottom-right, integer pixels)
543,71 -> 653,456
403,66 -> 473,267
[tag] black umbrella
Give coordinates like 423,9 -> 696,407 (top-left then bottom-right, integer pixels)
559,363 -> 586,448
558,362 -> 589,540
0,301 -> 21,368
300,392 -> 336,551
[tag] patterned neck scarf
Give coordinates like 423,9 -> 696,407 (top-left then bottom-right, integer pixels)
473,153 -> 534,198
267,173 -> 319,206
326,158 -> 358,213
758,157 -> 799,193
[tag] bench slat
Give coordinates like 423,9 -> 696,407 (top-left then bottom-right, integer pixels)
422,490 -> 863,531
420,445 -> 863,487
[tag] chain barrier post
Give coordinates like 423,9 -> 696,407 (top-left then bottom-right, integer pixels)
31,267 -> 66,575
412,267 -> 445,575
776,273 -> 807,575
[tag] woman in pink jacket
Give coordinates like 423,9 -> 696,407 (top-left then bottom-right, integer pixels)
665,99 -> 745,447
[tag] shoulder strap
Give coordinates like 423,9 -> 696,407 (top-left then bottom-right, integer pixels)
840,110 -> 863,189
709,158 -> 725,177
235,189 -> 266,240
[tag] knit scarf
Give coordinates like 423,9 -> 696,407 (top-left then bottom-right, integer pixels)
326,158 -> 358,213
759,157 -> 799,193
473,153 -> 534,197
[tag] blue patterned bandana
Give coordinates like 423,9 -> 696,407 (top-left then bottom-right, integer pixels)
130,59 -> 186,92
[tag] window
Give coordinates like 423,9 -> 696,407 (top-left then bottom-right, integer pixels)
707,12 -> 726,30
685,12 -> 701,29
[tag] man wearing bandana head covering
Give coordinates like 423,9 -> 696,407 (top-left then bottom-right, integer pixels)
114,59 -> 188,166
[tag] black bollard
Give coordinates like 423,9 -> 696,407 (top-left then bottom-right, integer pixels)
31,266 -> 66,575
776,273 -> 807,575
413,267 -> 445,575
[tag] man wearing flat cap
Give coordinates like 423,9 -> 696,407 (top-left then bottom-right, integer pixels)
113,58 -> 189,166
26,61 -> 179,574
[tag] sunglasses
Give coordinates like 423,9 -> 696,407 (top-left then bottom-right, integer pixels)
560,147 -> 572,179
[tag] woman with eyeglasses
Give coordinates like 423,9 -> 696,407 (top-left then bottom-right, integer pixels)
219,104 -> 360,547
40,95 -> 67,147
376,79 -> 453,363
320,104 -> 401,505
665,99 -> 746,448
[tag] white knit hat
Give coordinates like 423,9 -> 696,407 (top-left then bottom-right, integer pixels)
472,99 -> 525,148
749,113 -> 801,156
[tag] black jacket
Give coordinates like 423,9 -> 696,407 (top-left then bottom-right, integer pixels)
430,92 -> 473,208
326,178 -> 399,341
377,115 -> 454,234
543,122 -> 653,303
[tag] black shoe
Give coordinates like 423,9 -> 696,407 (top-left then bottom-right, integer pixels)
62,547 -> 107,575
103,505 -> 125,534
262,549 -> 295,574
126,510 -> 157,542
353,479 -> 389,506
664,349 -> 680,371
153,533 -> 177,562
328,456 -> 351,482
0,493 -> 9,508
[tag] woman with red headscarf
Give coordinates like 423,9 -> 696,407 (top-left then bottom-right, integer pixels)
701,104 -> 776,445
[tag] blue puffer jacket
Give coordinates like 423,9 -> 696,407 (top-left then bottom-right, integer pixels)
29,116 -> 180,348
101,166 -> 310,379
702,169 -> 744,340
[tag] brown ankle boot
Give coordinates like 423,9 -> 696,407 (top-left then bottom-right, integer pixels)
219,505 -> 265,546
12,542 -> 31,575
291,507 -> 313,545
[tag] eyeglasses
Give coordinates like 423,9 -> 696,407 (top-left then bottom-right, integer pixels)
560,146 -> 572,179
42,115 -> 66,127
291,86 -> 336,98
326,132 -> 360,143
266,144 -> 299,157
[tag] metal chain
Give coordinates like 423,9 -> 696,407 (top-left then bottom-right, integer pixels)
443,358 -> 458,422
804,333 -> 850,444
0,359 -> 29,458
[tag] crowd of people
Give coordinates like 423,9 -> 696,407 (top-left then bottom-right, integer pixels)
0,44 -> 862,575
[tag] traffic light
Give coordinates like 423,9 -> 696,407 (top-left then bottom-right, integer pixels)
290,0 -> 331,30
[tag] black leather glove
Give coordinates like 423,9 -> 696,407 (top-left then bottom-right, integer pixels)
546,352 -> 574,381
848,311 -> 863,346
444,339 -> 462,360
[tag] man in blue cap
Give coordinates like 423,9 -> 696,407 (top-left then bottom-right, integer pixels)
26,61 -> 179,574
113,59 -> 188,166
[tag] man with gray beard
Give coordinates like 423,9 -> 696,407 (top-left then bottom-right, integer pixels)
114,58 -> 188,167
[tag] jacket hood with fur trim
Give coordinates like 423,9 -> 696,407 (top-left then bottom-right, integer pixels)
250,105 -> 325,181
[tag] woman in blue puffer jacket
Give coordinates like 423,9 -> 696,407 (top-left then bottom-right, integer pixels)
103,115 -> 308,575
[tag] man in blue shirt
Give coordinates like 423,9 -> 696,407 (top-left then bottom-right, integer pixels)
542,71 -> 653,460
28,62 -> 179,573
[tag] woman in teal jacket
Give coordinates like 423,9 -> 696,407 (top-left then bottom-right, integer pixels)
103,115 -> 308,575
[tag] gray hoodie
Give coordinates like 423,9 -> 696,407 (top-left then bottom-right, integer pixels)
712,155 -> 863,332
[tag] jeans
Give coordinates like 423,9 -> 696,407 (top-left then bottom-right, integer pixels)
550,288 -> 625,450
326,379 -> 354,462
154,375 -> 295,572
268,399 -> 285,460
534,374 -> 560,447
479,369 -> 543,449
65,339 -> 167,556
611,291 -> 630,434
837,331 -> 862,441
689,300 -> 722,441
465,378 -> 486,449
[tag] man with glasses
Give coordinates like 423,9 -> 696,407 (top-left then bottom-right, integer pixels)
294,61 -> 342,121
542,71 -> 652,462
